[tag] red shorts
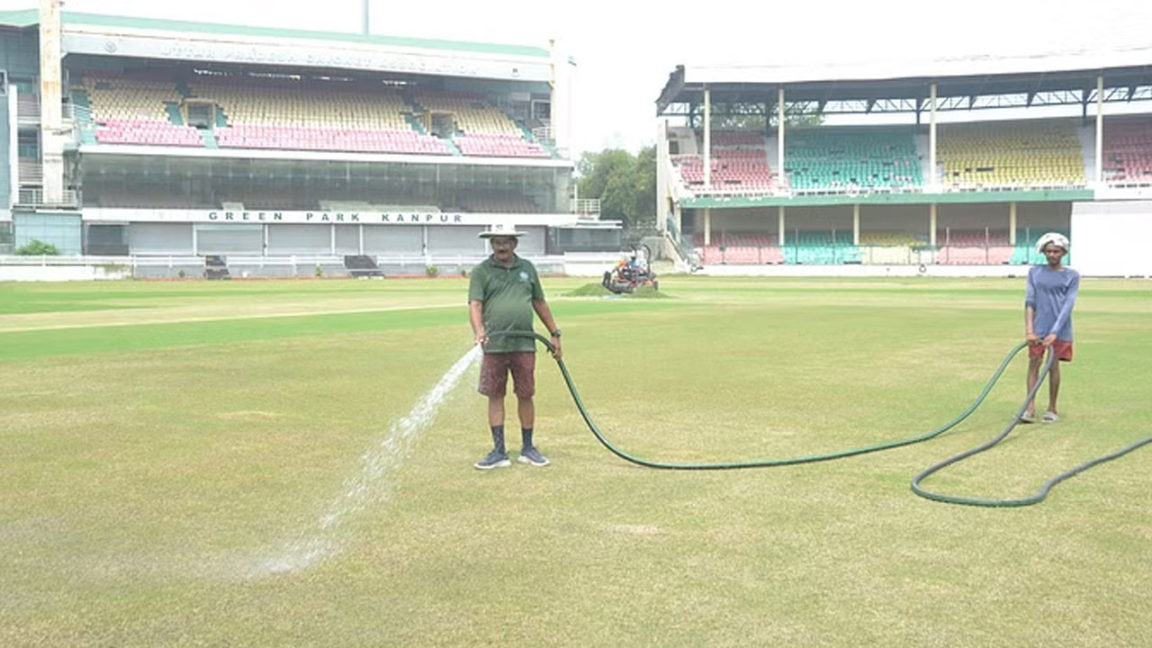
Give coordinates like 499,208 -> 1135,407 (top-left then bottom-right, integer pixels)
478,352 -> 536,398
1029,339 -> 1073,362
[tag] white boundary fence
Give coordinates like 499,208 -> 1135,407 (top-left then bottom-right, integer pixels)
0,253 -> 623,281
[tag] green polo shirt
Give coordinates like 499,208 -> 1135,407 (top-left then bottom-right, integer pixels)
468,254 -> 545,353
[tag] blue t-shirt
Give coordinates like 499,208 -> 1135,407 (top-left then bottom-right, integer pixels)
1025,265 -> 1080,341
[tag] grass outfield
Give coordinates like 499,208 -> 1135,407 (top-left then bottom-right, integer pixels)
1,276 -> 1149,647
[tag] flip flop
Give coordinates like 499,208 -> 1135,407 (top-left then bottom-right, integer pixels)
1019,412 -> 1037,424
1042,411 -> 1060,423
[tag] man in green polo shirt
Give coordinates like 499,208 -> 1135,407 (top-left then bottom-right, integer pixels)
468,224 -> 563,470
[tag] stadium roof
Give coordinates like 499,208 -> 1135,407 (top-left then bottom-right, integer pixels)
657,47 -> 1152,115
0,10 -> 550,58
0,10 -> 553,82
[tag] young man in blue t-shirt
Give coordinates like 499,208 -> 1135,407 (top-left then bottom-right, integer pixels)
1021,232 -> 1080,424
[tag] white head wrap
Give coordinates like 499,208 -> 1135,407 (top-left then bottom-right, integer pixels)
1035,232 -> 1069,254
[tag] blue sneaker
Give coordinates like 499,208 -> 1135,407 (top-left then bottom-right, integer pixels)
518,446 -> 550,467
474,450 -> 511,470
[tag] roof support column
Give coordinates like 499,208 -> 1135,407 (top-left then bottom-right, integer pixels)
777,206 -> 786,247
1095,75 -> 1104,185
929,83 -> 938,189
853,204 -> 860,246
929,203 -> 938,248
703,208 -> 711,246
777,87 -> 786,189
39,0 -> 65,205
703,88 -> 712,190
1009,202 -> 1017,245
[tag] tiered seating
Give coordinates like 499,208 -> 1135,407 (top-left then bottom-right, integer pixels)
1102,118 -> 1152,185
413,91 -> 548,159
784,129 -> 922,192
938,121 -> 1086,188
214,125 -> 449,154
94,119 -> 204,146
84,74 -> 181,122
935,230 -> 1013,265
783,231 -> 860,265
858,232 -> 925,265
414,91 -> 521,135
192,77 -> 450,155
673,130 -> 775,191
693,233 -> 783,264
81,74 -> 204,147
454,133 -> 549,158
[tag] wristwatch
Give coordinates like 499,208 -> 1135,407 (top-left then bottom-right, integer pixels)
550,329 -> 562,338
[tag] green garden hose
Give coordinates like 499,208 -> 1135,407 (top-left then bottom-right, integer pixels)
489,332 -> 1149,506
911,349 -> 1152,507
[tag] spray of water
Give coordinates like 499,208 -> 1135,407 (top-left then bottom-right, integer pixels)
243,345 -> 482,577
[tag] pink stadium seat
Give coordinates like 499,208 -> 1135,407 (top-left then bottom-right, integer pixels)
935,231 -> 1012,265
95,119 -> 203,147
693,233 -> 784,264
1103,119 -> 1152,185
672,130 -> 777,191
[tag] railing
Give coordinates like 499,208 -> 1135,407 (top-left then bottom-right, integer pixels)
570,198 -> 601,219
16,188 -> 80,207
18,161 -> 43,183
16,97 -> 82,124
531,126 -> 553,143
676,177 -> 1096,199
0,253 -> 564,268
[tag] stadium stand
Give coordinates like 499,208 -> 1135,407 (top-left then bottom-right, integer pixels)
75,73 -> 551,158
784,129 -> 923,192
453,133 -> 550,158
1102,117 -> 1152,186
673,129 -> 776,191
935,230 -> 1013,265
412,91 -> 550,158
784,231 -> 860,265
857,232 -> 927,265
191,77 -> 453,155
80,73 -> 204,147
937,120 -> 1087,188
694,233 -> 784,264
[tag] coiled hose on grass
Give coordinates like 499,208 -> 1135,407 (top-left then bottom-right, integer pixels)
490,331 -> 1150,507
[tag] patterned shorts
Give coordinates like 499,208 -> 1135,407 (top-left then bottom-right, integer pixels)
478,352 -> 536,398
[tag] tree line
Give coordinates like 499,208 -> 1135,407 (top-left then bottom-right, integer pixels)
575,146 -> 657,232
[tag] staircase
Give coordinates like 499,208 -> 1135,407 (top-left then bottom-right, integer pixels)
440,137 -> 463,156
69,89 -> 99,144
165,103 -> 185,125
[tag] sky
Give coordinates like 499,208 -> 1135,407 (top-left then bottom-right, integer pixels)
4,0 -> 1152,155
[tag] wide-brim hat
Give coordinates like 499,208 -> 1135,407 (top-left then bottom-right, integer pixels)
478,223 -> 526,239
